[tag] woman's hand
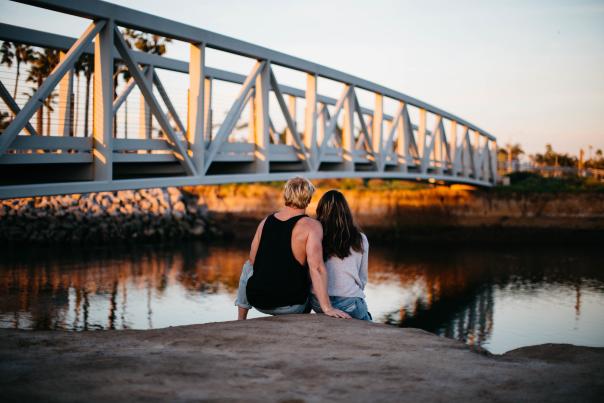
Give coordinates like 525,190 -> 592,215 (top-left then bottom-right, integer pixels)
323,307 -> 351,319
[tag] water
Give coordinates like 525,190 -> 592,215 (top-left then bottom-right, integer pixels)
0,241 -> 602,354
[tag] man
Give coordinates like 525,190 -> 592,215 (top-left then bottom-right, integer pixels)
236,177 -> 350,319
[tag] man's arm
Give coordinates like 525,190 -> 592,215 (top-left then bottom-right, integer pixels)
238,218 -> 266,320
249,218 -> 266,264
306,220 -> 351,319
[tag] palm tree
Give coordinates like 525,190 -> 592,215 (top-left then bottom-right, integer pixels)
503,143 -> 524,161
26,48 -> 60,134
13,44 -> 34,100
23,89 -> 57,136
120,29 -> 171,138
125,29 -> 172,55
0,41 -> 15,87
112,30 -> 139,138
0,41 -> 34,101
0,41 -> 13,65
43,91 -> 58,136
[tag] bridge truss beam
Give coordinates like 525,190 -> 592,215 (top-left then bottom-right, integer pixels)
0,0 -> 497,199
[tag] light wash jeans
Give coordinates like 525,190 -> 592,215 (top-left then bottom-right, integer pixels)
310,294 -> 372,321
235,260 -> 309,315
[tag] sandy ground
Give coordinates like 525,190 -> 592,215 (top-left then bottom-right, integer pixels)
1,315 -> 602,402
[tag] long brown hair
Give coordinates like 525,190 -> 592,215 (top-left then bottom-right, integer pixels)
316,190 -> 363,260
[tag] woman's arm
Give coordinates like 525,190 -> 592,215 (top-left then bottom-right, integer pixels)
359,234 -> 369,290
306,220 -> 350,319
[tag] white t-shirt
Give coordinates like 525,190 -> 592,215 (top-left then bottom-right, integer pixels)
323,233 -> 369,298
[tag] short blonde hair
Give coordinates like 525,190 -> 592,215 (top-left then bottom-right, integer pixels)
283,177 -> 315,209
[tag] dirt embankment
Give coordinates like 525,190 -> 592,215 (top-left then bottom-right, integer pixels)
189,183 -> 604,243
1,315 -> 602,402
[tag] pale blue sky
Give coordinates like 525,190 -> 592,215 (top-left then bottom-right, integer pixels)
1,0 -> 603,156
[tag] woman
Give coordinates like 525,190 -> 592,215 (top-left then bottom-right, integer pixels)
311,190 -> 372,321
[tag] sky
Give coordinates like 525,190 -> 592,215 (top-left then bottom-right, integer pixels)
1,0 -> 603,157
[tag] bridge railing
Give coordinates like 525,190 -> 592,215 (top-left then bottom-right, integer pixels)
0,0 -> 497,198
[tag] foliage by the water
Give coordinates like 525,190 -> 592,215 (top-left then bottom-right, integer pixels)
260,179 -> 431,191
496,172 -> 604,193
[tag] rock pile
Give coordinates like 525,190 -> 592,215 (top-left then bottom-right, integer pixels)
0,187 -> 216,243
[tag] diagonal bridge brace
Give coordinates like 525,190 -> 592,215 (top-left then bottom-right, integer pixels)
113,26 -> 197,176
0,80 -> 38,136
0,20 -> 105,156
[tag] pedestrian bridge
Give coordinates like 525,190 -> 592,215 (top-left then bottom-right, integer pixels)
0,0 -> 497,199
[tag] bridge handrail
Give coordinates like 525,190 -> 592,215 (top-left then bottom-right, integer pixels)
0,23 -> 400,123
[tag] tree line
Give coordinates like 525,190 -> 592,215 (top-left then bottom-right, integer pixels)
499,142 -> 603,170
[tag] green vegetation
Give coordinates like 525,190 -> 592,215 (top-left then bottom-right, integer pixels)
496,172 -> 604,194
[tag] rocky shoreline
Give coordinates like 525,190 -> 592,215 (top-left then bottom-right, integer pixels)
2,182 -> 603,244
0,187 -> 217,243
1,315 -> 602,402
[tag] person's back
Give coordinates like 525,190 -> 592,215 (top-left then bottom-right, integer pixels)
311,190 -> 372,321
324,232 -> 369,299
235,177 -> 350,320
246,212 -> 310,309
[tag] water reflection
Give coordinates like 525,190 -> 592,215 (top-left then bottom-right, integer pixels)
0,242 -> 603,354
366,246 -> 604,353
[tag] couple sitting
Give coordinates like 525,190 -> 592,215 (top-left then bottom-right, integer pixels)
236,177 -> 371,321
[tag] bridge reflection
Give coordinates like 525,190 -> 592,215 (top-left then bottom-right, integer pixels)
0,242 -> 600,352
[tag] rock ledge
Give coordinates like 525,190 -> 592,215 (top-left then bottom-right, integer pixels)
1,315 -> 602,402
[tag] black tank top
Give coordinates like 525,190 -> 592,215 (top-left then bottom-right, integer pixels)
246,213 -> 310,309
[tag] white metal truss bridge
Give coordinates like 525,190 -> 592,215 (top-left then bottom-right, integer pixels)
0,0 -> 498,199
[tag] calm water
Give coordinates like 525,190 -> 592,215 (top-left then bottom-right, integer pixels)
0,241 -> 602,354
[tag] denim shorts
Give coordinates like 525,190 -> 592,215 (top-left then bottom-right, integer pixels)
310,294 -> 372,321
235,260 -> 309,315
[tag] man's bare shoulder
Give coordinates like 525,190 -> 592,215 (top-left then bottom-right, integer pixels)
298,216 -> 322,233
255,216 -> 268,233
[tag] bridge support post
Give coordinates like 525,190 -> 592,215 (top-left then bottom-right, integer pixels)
449,121 -> 458,172
57,51 -> 73,137
434,117 -> 444,175
317,103 -> 326,150
396,102 -> 408,173
418,108 -> 427,159
204,77 -> 212,145
92,19 -> 114,181
248,88 -> 255,143
373,93 -> 383,171
491,140 -> 498,184
304,73 -> 317,171
139,66 -> 153,140
285,95 -> 296,146
473,131 -> 480,179
342,85 -> 355,172
462,127 -> 472,178
188,42 -> 206,173
253,61 -> 270,173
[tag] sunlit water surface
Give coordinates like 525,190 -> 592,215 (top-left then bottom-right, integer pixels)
1,242 -> 602,354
